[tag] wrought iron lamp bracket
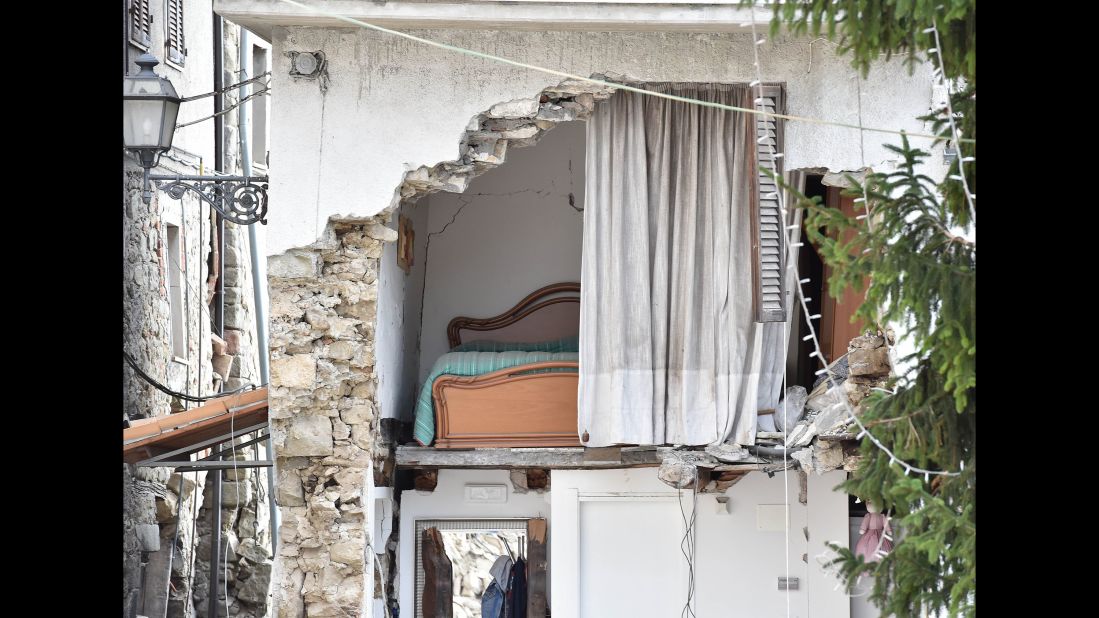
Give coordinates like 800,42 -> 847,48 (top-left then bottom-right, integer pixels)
146,172 -> 269,225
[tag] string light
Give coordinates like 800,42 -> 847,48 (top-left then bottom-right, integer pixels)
929,17 -> 977,210
745,8 -> 961,482
748,13 -> 793,618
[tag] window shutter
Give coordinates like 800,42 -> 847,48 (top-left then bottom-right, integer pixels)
129,0 -> 152,48
166,0 -> 186,66
751,84 -> 787,323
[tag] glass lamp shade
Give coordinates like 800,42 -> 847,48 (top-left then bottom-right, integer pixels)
123,53 -> 181,152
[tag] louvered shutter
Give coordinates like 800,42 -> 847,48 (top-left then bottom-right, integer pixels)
129,0 -> 152,48
166,0 -> 186,66
751,84 -> 787,323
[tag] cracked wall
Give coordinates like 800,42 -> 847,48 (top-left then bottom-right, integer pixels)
262,25 -> 940,615
266,27 -> 939,257
418,120 -> 586,380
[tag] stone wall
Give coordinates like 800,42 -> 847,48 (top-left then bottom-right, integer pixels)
123,162 -> 216,618
124,17 -> 273,617
189,21 -> 275,618
267,220 -> 395,616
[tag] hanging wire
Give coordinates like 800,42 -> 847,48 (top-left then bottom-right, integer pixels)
677,463 -> 699,618
123,350 -> 258,402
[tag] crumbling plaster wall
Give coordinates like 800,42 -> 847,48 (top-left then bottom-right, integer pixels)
418,120 -> 585,381
265,27 -> 939,257
261,26 -> 941,617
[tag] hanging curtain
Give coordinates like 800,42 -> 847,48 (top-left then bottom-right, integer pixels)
579,83 -> 794,447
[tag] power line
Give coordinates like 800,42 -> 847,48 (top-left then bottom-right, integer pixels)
123,350 -> 259,403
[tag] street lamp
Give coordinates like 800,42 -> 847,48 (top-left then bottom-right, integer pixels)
123,53 -> 268,225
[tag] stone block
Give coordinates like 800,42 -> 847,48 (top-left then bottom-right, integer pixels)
488,98 -> 539,119
269,251 -> 320,279
363,222 -> 397,243
135,524 -> 161,552
279,415 -> 334,457
270,355 -> 316,389
341,403 -> 374,425
848,346 -> 891,378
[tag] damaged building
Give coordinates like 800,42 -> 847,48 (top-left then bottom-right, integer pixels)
124,1 -> 949,617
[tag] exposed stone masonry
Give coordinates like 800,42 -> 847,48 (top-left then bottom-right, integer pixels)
267,221 -> 389,617
265,77 -> 626,616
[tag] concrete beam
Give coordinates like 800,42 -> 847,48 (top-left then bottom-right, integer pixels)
215,1 -> 773,40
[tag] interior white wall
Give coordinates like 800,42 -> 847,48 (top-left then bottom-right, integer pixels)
552,468 -> 851,618
264,27 -> 938,256
418,121 -> 585,381
398,469 -> 552,616
376,199 -> 431,421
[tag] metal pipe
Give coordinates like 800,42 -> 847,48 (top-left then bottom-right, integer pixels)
213,12 -> 226,338
206,449 -> 223,618
746,444 -> 808,459
207,13 -> 226,618
239,28 -> 279,554
163,482 -> 184,618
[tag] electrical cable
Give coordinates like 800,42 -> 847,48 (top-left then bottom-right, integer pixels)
123,350 -> 258,402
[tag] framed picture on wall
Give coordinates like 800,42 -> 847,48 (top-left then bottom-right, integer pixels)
398,214 -> 415,274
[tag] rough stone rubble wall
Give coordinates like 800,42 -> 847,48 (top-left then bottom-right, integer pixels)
263,74 -> 625,615
190,20 -> 275,618
266,220 -> 396,617
124,20 -> 274,617
123,164 -> 215,618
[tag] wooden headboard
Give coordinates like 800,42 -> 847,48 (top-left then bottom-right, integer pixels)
446,282 -> 581,348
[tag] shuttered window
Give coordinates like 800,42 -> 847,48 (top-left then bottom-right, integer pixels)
166,0 -> 186,66
129,0 -> 152,49
751,84 -> 787,323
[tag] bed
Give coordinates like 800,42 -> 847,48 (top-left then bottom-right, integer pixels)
414,282 -> 582,449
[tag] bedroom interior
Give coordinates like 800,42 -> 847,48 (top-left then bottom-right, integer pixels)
369,87 -> 864,617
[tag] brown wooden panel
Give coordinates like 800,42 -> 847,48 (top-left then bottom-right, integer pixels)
527,518 -> 548,617
421,527 -> 453,618
820,187 -> 869,363
433,362 -> 581,449
122,388 -> 269,463
447,282 -> 580,348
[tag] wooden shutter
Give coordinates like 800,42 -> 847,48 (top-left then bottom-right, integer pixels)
751,84 -> 787,323
166,0 -> 186,66
128,0 -> 152,48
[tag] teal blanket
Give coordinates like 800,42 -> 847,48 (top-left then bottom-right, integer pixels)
414,350 -> 579,446
449,336 -> 578,353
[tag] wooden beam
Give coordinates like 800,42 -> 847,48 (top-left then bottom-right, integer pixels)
396,445 -> 781,474
527,518 -> 548,618
395,445 -> 663,469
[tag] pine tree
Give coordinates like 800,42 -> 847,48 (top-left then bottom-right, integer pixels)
743,2 -> 976,616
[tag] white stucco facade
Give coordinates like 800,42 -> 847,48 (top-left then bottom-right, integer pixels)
251,24 -> 936,257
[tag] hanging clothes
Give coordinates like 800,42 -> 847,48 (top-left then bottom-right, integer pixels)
506,556 -> 527,618
482,555 -> 513,618
854,513 -> 894,563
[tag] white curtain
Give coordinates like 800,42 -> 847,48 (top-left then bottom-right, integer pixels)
578,84 -> 803,447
